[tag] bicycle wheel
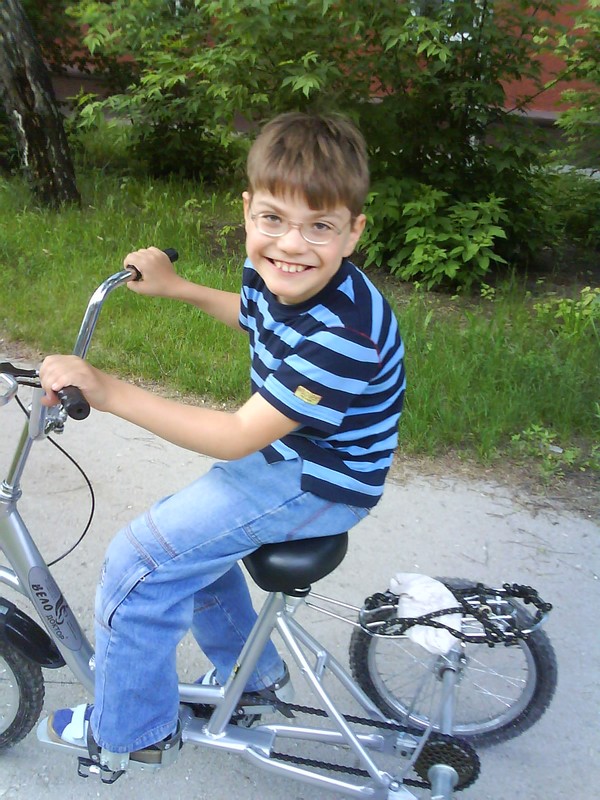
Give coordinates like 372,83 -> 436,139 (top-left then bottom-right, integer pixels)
0,639 -> 45,749
349,578 -> 557,747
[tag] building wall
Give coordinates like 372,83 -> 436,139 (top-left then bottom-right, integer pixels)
503,1 -> 588,120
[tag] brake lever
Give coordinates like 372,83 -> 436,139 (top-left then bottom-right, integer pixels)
0,362 -> 41,387
0,373 -> 19,406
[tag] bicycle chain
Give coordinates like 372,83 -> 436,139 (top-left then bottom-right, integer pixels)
189,697 -> 479,789
366,583 -> 552,645
269,700 -> 480,791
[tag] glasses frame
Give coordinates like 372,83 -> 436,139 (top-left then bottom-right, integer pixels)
249,209 -> 349,246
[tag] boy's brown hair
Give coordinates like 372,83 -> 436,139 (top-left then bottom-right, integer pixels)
246,112 -> 370,218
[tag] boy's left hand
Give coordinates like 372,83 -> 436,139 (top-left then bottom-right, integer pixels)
124,247 -> 183,298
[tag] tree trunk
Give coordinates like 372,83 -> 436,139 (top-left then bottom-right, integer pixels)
0,0 -> 80,206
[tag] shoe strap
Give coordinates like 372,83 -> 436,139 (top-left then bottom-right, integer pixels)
70,703 -> 91,739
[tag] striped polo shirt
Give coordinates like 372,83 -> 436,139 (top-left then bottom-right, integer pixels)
239,257 -> 405,508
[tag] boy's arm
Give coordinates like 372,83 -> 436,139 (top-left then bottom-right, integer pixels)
125,247 -> 241,330
106,381 -> 298,459
40,357 -> 298,459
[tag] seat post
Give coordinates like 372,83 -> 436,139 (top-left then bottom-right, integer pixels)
283,593 -> 309,614
204,590 -> 286,736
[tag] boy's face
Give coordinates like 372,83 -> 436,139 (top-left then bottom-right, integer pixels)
243,190 -> 366,306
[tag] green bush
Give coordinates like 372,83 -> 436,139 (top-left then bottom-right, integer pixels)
360,179 -> 508,289
543,171 -> 600,250
130,122 -> 235,181
68,0 -> 568,287
533,286 -> 600,337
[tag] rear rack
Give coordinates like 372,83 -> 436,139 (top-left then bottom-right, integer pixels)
359,583 -> 553,645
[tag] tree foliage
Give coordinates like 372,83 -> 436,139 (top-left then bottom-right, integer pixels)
22,0 -> 95,75
556,0 -> 600,167
22,0 -> 133,88
70,0 -> 572,286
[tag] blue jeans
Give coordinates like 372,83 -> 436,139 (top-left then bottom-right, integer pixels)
90,452 -> 369,752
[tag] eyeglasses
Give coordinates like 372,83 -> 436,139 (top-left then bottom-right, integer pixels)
249,210 -> 349,245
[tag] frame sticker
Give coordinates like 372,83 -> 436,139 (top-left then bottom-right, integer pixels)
28,567 -> 83,651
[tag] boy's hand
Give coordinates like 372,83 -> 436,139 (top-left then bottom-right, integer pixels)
40,355 -> 114,412
124,247 -> 183,298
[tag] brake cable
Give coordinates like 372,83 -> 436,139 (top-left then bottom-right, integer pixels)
14,393 -> 96,567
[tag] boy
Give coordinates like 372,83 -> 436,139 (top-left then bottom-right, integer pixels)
40,112 -> 405,764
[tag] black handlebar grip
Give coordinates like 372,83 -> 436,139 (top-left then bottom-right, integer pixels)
128,248 -> 179,282
57,386 -> 91,420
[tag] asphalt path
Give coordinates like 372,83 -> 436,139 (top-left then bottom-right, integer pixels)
1,381 -> 599,800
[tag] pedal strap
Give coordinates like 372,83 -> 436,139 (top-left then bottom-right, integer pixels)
76,717 -> 128,784
87,723 -> 99,759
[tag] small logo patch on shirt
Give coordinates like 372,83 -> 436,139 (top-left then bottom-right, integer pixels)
295,385 -> 322,405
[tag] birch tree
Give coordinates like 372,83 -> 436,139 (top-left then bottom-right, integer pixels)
0,0 -> 79,206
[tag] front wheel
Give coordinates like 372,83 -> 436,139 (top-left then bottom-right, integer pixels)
349,578 -> 557,747
0,640 -> 45,749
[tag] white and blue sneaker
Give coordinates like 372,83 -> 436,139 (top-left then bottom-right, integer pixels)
46,703 -> 181,765
47,702 -> 93,749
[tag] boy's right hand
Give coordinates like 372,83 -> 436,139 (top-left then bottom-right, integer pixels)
40,355 -> 115,412
125,247 -> 184,298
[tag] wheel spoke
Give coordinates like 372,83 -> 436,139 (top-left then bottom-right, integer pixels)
0,658 -> 21,735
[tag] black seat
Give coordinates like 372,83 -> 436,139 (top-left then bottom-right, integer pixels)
243,533 -> 348,594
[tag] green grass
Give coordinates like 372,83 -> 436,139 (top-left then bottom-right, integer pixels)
0,169 -> 248,401
393,288 -> 599,467
1,165 -> 598,478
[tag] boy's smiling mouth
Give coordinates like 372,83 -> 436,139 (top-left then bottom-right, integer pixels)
269,258 -> 314,274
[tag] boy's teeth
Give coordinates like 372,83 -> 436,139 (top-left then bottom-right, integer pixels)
275,260 -> 307,274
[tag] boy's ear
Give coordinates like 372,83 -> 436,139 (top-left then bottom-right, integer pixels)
343,213 -> 367,257
242,191 -> 251,219
242,191 -> 255,235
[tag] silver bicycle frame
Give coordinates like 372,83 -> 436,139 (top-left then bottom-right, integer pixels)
177,590 -> 422,799
1,268 -> 460,799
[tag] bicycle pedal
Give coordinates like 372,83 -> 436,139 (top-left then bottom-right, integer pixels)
240,691 -> 296,719
77,756 -> 125,784
231,708 -> 262,728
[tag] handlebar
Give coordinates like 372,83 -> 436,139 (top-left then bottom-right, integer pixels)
71,247 -> 179,360
57,248 -> 179,420
1,248 -> 179,422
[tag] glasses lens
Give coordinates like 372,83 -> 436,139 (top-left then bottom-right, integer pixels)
256,215 -> 285,236
302,224 -> 334,244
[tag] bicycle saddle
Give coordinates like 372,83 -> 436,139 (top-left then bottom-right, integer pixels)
243,533 -> 348,595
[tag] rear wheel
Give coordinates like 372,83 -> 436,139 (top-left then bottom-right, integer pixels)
0,640 -> 45,749
349,579 -> 557,747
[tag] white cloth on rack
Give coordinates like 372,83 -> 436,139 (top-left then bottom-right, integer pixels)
389,573 -> 462,655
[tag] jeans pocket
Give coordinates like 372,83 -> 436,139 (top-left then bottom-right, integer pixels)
96,560 -> 153,630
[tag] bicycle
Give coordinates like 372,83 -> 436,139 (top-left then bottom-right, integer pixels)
0,257 -> 557,799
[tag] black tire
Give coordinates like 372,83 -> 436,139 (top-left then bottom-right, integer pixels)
349,578 -> 557,747
0,639 -> 45,749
